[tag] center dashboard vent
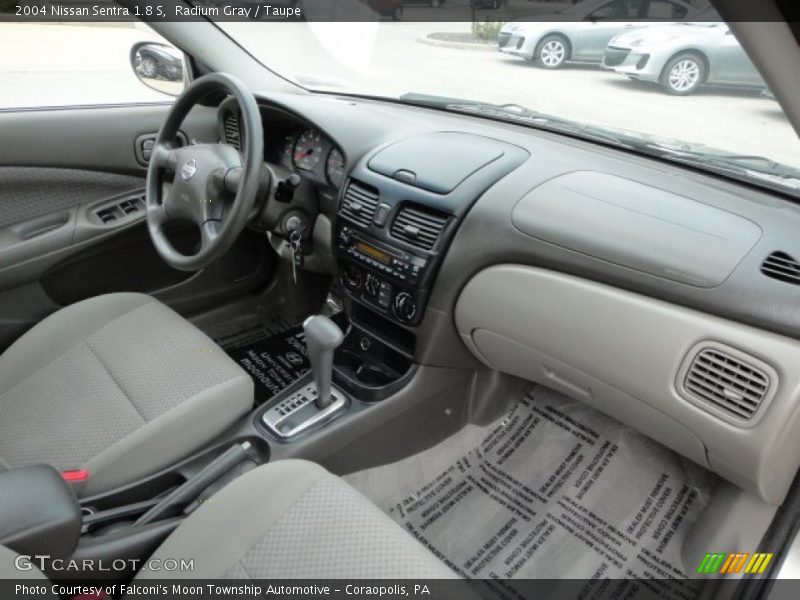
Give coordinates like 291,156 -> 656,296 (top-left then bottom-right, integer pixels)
761,251 -> 800,285
679,344 -> 775,423
390,204 -> 448,250
223,112 -> 241,150
341,180 -> 380,227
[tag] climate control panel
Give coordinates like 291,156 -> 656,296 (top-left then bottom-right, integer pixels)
340,262 -> 423,325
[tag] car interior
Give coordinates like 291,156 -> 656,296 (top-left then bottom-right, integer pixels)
2,0 -> 800,597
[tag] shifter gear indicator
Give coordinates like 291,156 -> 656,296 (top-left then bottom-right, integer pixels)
260,382 -> 347,440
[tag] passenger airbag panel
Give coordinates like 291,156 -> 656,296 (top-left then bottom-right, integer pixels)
512,171 -> 762,287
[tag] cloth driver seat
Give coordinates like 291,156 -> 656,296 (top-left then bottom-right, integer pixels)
0,293 -> 253,496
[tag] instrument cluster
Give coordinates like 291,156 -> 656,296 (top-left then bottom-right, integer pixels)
218,100 -> 346,191
275,128 -> 346,189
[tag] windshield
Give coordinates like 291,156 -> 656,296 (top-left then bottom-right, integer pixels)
216,3 -> 800,194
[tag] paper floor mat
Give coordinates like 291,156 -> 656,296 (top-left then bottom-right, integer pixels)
225,325 -> 308,404
356,387 -> 716,598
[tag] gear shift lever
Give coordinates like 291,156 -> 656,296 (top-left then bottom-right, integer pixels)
303,315 -> 343,409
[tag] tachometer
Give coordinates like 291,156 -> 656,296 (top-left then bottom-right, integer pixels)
325,148 -> 346,188
292,130 -> 323,171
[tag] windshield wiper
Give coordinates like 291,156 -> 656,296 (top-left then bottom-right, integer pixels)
398,93 -> 639,149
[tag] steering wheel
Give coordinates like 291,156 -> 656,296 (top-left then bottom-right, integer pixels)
146,73 -> 264,271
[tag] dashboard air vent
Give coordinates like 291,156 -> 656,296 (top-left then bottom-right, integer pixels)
761,251 -> 800,285
223,112 -> 241,150
390,205 -> 448,250
341,180 -> 380,228
682,347 -> 772,421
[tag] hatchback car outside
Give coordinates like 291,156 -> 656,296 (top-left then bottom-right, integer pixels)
604,22 -> 765,94
497,0 -> 699,68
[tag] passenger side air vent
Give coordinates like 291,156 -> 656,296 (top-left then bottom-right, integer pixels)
223,112 -> 241,150
390,205 -> 448,250
340,180 -> 380,228
679,344 -> 775,423
761,251 -> 800,285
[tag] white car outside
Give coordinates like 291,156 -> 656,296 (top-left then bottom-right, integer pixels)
497,0 -> 702,68
604,22 -> 765,95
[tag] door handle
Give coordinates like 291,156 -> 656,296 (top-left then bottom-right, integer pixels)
134,131 -> 188,167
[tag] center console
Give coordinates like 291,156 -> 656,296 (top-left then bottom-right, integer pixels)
335,131 -> 529,335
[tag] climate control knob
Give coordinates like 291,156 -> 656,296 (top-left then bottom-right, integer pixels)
364,273 -> 380,297
342,265 -> 363,291
393,292 -> 417,322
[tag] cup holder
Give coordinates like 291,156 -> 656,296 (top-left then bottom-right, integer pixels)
337,350 -> 362,371
335,350 -> 396,388
354,365 -> 394,387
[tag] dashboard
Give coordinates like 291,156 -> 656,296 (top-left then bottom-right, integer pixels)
215,89 -> 800,505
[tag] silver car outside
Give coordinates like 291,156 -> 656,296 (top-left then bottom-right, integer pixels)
604,23 -> 765,95
497,0 -> 699,68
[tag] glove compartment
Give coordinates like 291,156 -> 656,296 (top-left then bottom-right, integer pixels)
455,265 -> 800,505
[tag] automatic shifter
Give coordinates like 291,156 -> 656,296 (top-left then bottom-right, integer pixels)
259,315 -> 347,440
303,315 -> 344,409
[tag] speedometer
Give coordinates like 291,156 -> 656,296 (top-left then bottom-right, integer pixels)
292,130 -> 323,171
325,148 -> 346,188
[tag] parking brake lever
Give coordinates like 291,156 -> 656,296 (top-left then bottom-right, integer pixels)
133,441 -> 255,527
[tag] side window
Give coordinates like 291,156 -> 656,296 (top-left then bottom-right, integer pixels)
0,21 -> 185,110
644,1 -> 689,19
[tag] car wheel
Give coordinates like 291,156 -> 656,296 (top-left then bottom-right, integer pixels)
392,6 -> 403,20
535,35 -> 568,69
139,55 -> 157,79
660,53 -> 706,95
430,0 -> 442,7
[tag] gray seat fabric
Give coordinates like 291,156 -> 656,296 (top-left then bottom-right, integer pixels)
0,461 -> 461,587
135,459 -> 459,581
0,293 -> 253,495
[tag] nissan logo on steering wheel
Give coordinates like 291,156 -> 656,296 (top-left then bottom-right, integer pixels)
181,158 -> 198,181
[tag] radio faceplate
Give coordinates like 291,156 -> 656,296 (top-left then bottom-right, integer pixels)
336,224 -> 431,325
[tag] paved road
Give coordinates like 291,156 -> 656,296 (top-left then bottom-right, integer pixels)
2,17 -> 798,170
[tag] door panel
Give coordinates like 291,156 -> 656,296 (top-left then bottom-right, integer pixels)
0,167 -> 143,230
713,31 -> 764,85
0,103 -> 274,351
574,22 -> 634,61
0,103 -> 217,173
0,168 -> 145,284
